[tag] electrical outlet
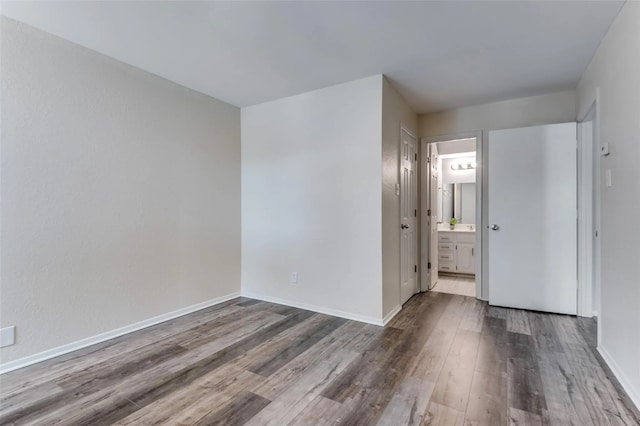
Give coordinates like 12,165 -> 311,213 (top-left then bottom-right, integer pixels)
0,326 -> 15,348
291,272 -> 298,284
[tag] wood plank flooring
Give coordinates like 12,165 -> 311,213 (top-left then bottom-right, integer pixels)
431,276 -> 476,297
1,293 -> 639,425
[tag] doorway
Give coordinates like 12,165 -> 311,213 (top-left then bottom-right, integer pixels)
578,100 -> 600,321
420,133 -> 483,299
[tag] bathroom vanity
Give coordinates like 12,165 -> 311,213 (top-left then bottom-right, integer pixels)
438,229 -> 476,275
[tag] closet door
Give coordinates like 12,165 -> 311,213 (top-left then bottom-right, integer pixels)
400,129 -> 418,304
488,123 -> 577,315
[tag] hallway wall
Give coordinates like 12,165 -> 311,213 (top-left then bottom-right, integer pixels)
577,1 -> 640,409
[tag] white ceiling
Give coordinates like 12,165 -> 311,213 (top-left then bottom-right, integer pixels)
1,1 -> 624,113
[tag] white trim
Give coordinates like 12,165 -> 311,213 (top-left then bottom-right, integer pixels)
476,131 -> 487,301
577,113 -> 592,318
577,97 -> 599,318
598,345 -> 640,411
592,310 -> 598,318
242,291 -> 385,326
400,124 -> 417,139
382,305 -> 402,326
0,292 -> 241,375
576,89 -> 601,330
419,140 -> 432,292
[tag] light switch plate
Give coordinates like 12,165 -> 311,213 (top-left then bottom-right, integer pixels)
0,326 -> 15,348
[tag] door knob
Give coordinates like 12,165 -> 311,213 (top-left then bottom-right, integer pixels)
401,224 -> 409,229
489,224 -> 500,230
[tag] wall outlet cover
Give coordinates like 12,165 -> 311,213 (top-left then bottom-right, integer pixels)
0,326 -> 16,348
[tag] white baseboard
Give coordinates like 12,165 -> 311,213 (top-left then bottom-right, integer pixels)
382,305 -> 402,326
0,292 -> 241,375
598,345 -> 640,411
241,291 -> 385,326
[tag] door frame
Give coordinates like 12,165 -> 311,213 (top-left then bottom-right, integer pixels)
400,125 -> 419,302
425,142 -> 439,291
577,90 -> 601,322
420,131 -> 484,300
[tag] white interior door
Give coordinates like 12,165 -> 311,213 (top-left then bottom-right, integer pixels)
400,129 -> 418,304
488,123 -> 577,315
428,144 -> 439,290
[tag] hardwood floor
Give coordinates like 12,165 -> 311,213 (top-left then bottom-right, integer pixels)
1,293 -> 639,425
431,276 -> 476,297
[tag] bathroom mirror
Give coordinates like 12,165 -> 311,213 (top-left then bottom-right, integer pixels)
439,183 -> 475,224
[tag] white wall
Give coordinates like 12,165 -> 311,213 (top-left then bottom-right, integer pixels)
577,2 -> 640,408
436,138 -> 475,155
441,156 -> 476,185
381,78 -> 418,318
419,90 -> 577,137
0,18 -> 241,364
241,76 -> 384,323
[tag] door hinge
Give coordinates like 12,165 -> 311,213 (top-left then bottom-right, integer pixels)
415,153 -> 418,161
414,265 -> 417,273
427,157 -> 431,164
415,209 -> 417,217
428,262 -> 431,269
427,209 -> 431,216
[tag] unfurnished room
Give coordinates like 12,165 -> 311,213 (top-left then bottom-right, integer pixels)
0,1 -> 639,425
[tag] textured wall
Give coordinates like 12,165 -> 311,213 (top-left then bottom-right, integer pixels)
419,90 -> 576,137
0,18 -> 241,363
241,76 -> 384,323
381,78 -> 418,318
577,2 -> 640,408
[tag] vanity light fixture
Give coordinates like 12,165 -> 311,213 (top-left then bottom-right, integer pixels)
451,160 -> 476,171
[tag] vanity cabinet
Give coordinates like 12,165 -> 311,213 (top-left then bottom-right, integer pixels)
456,243 -> 475,274
438,231 -> 475,275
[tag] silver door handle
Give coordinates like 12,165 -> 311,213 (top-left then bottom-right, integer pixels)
489,224 -> 500,230
401,224 -> 409,229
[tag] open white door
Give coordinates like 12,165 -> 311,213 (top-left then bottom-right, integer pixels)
488,123 -> 577,315
400,129 -> 418,304
428,143 -> 439,290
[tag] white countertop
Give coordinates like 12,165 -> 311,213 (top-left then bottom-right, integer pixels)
438,227 -> 475,233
